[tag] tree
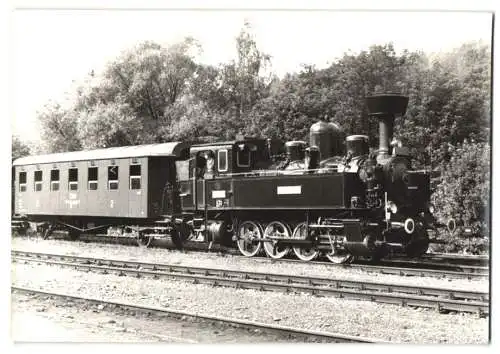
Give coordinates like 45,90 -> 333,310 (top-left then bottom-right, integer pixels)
433,140 -> 489,233
37,102 -> 82,153
77,102 -> 145,149
398,42 -> 491,169
37,38 -> 202,151
77,39 -> 200,144
189,21 -> 275,139
432,140 -> 490,252
11,135 -> 31,160
248,44 -> 425,143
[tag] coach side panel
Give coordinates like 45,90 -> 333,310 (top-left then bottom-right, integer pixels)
14,157 -> 149,218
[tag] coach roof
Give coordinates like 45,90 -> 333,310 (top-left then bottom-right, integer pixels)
12,142 -> 190,166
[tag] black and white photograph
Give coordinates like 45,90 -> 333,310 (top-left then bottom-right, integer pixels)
6,0 -> 494,347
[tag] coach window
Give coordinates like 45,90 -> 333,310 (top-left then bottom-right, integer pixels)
108,166 -> 119,190
129,164 -> 141,189
68,168 -> 78,191
88,167 -> 98,190
50,169 -> 60,191
19,171 -> 27,192
34,171 -> 43,192
236,144 -> 250,168
218,149 -> 228,172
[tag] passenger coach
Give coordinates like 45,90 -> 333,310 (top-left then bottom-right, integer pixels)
13,142 -> 190,240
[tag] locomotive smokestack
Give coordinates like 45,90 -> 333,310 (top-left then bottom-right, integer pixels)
365,94 -> 408,161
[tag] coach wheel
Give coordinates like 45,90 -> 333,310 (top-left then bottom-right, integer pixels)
325,249 -> 353,264
171,229 -> 184,250
68,230 -> 80,240
263,221 -> 291,259
292,222 -> 319,262
26,227 -> 36,239
236,221 -> 263,257
42,226 -> 53,240
135,230 -> 153,248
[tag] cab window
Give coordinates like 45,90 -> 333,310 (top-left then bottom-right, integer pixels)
218,149 -> 228,172
237,145 -> 250,167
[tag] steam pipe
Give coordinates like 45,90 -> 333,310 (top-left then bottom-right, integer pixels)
378,114 -> 395,159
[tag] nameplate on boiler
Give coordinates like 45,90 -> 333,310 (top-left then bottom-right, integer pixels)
212,190 -> 226,199
277,185 -> 302,195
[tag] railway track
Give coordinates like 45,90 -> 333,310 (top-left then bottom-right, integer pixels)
246,255 -> 489,279
379,253 -> 488,270
421,252 -> 489,264
14,234 -> 489,279
11,286 -> 381,343
376,259 -> 488,275
12,250 -> 489,316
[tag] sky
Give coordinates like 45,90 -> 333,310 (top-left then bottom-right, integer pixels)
9,5 -> 494,143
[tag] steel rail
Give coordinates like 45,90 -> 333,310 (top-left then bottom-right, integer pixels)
11,286 -> 381,343
12,250 -> 489,315
268,257 -> 489,279
422,253 -> 489,261
14,233 -> 489,279
365,259 -> 488,275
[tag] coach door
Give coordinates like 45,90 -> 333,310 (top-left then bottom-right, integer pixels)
176,159 -> 194,211
194,150 -> 217,210
163,159 -> 181,215
128,159 -> 144,218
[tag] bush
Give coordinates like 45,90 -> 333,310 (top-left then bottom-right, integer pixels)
428,236 -> 489,255
431,140 -> 490,254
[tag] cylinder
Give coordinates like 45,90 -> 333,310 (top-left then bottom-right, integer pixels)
207,220 -> 228,244
346,135 -> 369,157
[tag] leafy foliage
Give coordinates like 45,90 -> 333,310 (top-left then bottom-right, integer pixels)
37,103 -> 82,153
432,140 -> 490,239
190,21 -> 275,138
77,102 -> 144,149
11,135 -> 31,160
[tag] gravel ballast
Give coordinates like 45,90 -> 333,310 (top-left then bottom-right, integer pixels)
11,261 -> 488,344
11,237 -> 488,292
12,291 -> 300,343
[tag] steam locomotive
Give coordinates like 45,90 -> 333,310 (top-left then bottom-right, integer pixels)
12,94 -> 449,263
